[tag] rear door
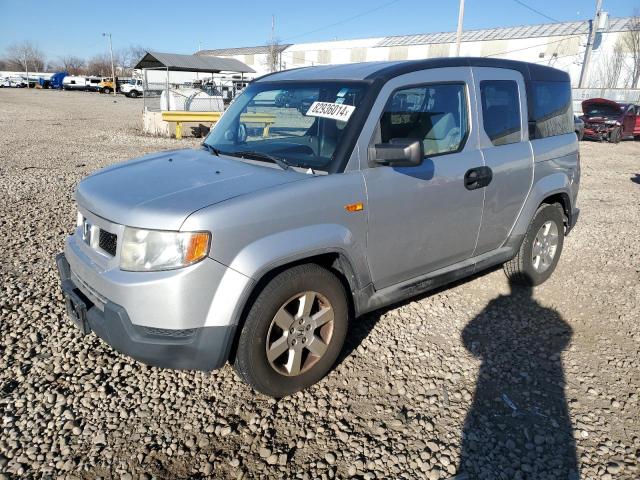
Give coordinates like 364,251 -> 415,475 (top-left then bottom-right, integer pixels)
360,67 -> 485,289
472,67 -> 533,255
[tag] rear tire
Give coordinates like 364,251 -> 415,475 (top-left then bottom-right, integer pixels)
233,264 -> 349,398
104,87 -> 111,94
129,90 -> 139,98
504,203 -> 565,286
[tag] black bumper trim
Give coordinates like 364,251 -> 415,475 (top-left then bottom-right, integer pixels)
56,253 -> 234,371
566,208 -> 579,235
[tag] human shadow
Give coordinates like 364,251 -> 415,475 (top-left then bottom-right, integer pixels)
631,173 -> 640,185
459,280 -> 578,479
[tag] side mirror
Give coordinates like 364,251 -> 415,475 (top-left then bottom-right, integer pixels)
372,138 -> 423,167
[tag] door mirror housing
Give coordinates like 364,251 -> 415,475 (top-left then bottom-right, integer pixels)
372,138 -> 424,167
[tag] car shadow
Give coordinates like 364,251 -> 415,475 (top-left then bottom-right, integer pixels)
631,173 -> 640,184
335,265 -> 502,368
458,279 -> 578,479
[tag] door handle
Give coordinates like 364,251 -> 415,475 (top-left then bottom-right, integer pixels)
464,166 -> 493,190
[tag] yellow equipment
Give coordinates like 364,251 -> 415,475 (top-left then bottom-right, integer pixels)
161,112 -> 276,140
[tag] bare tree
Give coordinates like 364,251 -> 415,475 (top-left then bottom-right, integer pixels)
594,41 -> 628,88
60,55 -> 86,75
116,45 -> 148,76
86,54 -> 112,76
5,41 -> 46,73
621,15 -> 640,88
266,39 -> 282,73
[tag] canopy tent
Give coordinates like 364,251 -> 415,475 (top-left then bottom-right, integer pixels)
134,51 -> 255,74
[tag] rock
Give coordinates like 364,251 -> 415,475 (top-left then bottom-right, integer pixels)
259,447 -> 271,458
325,452 -> 336,465
606,462 -> 621,474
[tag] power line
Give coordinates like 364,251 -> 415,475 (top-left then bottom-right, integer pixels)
282,0 -> 404,42
512,0 -> 560,23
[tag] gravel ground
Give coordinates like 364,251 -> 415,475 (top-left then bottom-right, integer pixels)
1,88 -> 639,480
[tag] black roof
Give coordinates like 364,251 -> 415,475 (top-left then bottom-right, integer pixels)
365,57 -> 569,83
257,57 -> 569,83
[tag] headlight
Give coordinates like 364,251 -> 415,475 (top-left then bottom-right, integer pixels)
120,227 -> 211,271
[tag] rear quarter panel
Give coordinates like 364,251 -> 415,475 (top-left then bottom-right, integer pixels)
509,133 -> 579,238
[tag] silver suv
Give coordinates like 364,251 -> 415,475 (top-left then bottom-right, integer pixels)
57,58 -> 580,397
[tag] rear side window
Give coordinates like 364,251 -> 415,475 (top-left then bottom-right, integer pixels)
480,80 -> 521,146
531,81 -> 573,139
379,83 -> 469,157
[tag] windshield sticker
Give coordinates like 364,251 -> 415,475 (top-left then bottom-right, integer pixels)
305,101 -> 356,122
337,88 -> 349,97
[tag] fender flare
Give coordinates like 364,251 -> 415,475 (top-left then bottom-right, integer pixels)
223,224 -> 371,327
509,171 -> 573,239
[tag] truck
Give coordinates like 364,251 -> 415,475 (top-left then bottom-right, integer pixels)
120,79 -> 143,98
57,58 -> 580,398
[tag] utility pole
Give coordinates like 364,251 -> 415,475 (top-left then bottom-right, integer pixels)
578,0 -> 603,88
24,52 -> 29,89
103,32 -> 116,97
455,0 -> 465,56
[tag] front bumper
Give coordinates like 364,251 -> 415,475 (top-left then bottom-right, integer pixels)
57,253 -> 236,371
583,124 -> 616,140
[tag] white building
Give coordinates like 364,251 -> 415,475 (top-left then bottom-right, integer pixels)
198,16 -> 639,89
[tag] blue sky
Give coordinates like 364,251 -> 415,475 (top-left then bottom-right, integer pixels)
0,0 -> 637,60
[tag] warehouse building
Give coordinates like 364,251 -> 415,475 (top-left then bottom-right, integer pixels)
197,16 -> 639,89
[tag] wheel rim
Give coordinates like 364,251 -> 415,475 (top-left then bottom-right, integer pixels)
265,291 -> 334,377
531,220 -> 559,273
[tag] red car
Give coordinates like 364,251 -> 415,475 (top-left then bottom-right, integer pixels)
581,98 -> 640,143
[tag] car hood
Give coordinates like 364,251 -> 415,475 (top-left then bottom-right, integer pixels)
76,148 -> 309,230
581,98 -> 623,121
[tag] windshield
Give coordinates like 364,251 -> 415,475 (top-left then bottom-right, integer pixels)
584,104 -> 621,117
204,81 -> 369,173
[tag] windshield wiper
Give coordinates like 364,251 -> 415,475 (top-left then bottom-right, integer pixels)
230,151 -> 292,171
202,143 -> 220,156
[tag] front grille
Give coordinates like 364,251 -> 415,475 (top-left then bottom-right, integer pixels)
98,229 -> 117,256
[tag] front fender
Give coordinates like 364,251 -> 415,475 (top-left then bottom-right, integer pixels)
228,223 -> 370,289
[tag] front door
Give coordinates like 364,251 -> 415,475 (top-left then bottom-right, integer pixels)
622,105 -> 640,137
362,68 -> 485,289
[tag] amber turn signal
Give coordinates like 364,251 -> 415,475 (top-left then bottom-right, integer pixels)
344,202 -> 364,212
185,232 -> 211,264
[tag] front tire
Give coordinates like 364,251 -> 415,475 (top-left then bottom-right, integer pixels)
609,126 -> 622,143
504,203 -> 565,286
233,264 -> 349,398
